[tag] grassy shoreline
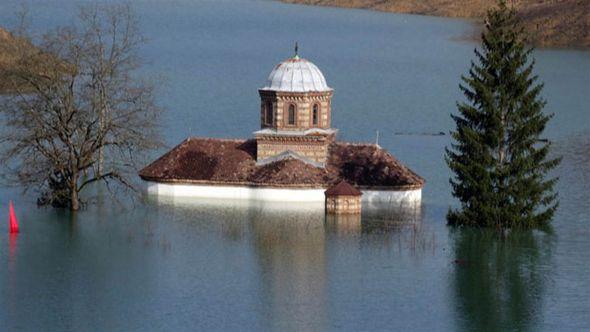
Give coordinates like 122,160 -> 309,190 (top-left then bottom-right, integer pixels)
279,0 -> 590,49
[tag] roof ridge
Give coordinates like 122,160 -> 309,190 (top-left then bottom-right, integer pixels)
187,136 -> 249,143
336,141 -> 377,147
325,180 -> 362,196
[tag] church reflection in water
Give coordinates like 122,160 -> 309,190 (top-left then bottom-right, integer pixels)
325,213 -> 362,236
148,196 -> 423,330
242,202 -> 422,330
246,207 -> 328,331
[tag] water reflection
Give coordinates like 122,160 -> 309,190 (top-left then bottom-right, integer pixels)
248,208 -> 328,331
148,195 -> 430,329
361,204 -> 423,234
325,214 -> 362,236
8,233 -> 18,266
451,229 -> 554,331
145,196 -> 329,329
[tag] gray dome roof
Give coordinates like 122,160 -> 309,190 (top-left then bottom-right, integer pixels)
261,56 -> 331,93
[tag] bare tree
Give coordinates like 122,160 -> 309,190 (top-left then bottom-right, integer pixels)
0,4 -> 162,211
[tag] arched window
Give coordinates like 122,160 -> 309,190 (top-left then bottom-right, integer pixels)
265,102 -> 273,125
312,104 -> 320,126
288,104 -> 296,126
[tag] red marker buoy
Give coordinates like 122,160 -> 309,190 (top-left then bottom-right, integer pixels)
9,200 -> 19,234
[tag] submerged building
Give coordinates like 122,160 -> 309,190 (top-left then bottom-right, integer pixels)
325,181 -> 363,214
140,50 -> 424,206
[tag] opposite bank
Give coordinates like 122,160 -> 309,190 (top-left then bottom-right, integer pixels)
280,0 -> 590,48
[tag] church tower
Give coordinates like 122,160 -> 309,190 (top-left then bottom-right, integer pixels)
255,47 -> 337,167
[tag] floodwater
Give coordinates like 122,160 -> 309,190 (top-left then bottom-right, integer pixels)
0,0 -> 589,330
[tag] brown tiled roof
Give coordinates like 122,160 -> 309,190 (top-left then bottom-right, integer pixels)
325,180 -> 362,196
139,137 -> 425,190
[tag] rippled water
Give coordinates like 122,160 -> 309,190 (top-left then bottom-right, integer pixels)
0,0 -> 589,330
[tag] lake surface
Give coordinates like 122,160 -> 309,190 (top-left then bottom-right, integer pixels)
0,0 -> 589,330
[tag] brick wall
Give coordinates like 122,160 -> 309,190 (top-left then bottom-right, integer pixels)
326,195 -> 362,214
259,90 -> 333,130
257,137 -> 329,163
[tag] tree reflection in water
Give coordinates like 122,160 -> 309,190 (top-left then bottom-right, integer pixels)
451,228 -> 554,331
147,196 -> 434,330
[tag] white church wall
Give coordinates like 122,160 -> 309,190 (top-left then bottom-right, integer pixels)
144,181 -> 422,206
361,189 -> 422,210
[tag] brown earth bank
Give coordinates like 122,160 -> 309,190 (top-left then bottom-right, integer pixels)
0,28 -> 43,93
0,27 -> 72,93
0,27 -> 20,92
280,0 -> 590,48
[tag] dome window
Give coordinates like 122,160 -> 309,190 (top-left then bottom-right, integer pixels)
312,104 -> 320,126
265,102 -> 273,125
287,104 -> 296,126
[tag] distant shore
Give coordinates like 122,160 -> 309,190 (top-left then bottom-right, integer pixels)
279,0 -> 590,48
0,28 -> 23,93
0,28 -> 45,93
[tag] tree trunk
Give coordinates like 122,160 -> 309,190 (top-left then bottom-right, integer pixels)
70,177 -> 80,211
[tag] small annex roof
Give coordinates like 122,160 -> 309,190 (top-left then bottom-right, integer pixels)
325,180 -> 362,196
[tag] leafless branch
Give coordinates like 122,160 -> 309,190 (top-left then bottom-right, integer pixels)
0,4 -> 162,210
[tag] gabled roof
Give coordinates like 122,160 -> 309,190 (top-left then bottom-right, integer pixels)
139,138 -> 425,189
325,180 -> 362,196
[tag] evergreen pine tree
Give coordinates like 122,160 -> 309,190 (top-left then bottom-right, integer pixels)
446,1 -> 560,228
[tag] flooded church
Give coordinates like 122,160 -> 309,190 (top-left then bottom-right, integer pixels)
139,48 -> 424,208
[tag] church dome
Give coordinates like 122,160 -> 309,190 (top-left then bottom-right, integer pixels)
261,55 -> 332,93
